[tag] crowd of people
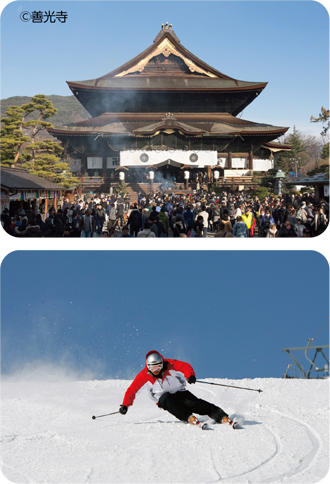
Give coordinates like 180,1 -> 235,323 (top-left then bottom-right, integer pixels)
1,188 -> 328,238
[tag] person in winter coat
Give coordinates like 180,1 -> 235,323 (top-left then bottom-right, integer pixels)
80,209 -> 95,237
296,202 -> 308,224
15,219 -> 28,237
108,204 -> 117,228
261,211 -> 275,230
305,204 -> 314,227
53,213 -> 65,237
154,216 -> 166,237
158,207 -> 169,233
116,199 -> 125,228
96,204 -> 107,234
35,214 -> 48,235
119,351 -> 232,428
25,219 -> 42,237
136,221 -> 156,238
128,205 -> 142,237
279,220 -> 297,237
183,205 -> 195,229
232,216 -> 249,237
266,223 -> 277,238
295,219 -> 306,237
214,222 -> 226,237
224,222 -> 234,237
188,217 -> 204,237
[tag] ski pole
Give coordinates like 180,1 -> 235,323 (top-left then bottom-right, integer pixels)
92,411 -> 120,420
196,380 -> 263,393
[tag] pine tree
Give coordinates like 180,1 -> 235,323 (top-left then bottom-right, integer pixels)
0,105 -> 32,165
275,126 -> 309,174
0,95 -> 78,188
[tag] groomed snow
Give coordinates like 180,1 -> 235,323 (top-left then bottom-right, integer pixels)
1,377 -> 329,483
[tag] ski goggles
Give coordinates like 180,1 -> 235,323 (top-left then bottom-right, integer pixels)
147,363 -> 163,372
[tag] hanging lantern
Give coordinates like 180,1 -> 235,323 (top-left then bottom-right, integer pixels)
119,171 -> 125,181
184,170 -> 190,180
149,171 -> 154,180
214,170 -> 220,180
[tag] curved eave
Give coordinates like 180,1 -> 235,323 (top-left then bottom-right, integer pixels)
67,80 -> 267,92
48,127 -> 288,138
263,141 -> 293,151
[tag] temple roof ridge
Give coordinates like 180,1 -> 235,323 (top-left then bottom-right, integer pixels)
153,22 -> 180,43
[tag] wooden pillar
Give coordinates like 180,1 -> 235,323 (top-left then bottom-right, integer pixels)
44,197 -> 48,216
228,152 -> 232,170
32,199 -> 37,215
249,150 -> 253,171
81,155 -> 87,180
102,156 -> 106,181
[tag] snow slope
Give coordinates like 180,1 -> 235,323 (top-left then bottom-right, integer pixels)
1,377 -> 329,483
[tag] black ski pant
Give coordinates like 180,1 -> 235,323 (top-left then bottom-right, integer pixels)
158,390 -> 228,423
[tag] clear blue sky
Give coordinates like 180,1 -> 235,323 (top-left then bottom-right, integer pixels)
0,0 -> 329,137
1,250 -> 329,381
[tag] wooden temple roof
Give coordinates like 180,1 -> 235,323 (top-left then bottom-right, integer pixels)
0,167 -> 65,190
67,24 -> 267,93
49,112 -> 289,138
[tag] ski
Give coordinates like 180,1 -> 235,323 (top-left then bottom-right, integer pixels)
188,415 -> 240,430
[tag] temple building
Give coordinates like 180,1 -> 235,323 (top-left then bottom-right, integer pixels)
49,23 -> 291,196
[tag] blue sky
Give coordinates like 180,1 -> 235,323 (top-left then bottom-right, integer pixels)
0,0 -> 329,137
1,250 -> 329,381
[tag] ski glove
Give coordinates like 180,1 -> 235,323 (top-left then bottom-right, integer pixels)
187,375 -> 196,384
119,405 -> 128,415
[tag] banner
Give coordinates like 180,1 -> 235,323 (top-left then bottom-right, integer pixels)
224,169 -> 251,176
253,159 -> 274,171
107,157 -> 120,168
120,150 -> 217,167
87,157 -> 103,169
8,190 -> 58,201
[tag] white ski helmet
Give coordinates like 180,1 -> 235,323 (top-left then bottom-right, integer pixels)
146,352 -> 163,370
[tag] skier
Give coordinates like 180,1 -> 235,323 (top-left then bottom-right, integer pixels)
119,351 -> 234,429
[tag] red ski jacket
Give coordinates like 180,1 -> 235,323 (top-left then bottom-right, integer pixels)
122,351 -> 196,407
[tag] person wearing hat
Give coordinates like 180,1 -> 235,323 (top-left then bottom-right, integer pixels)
119,351 -> 234,429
